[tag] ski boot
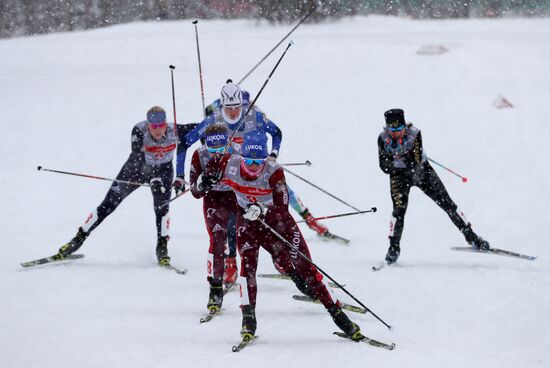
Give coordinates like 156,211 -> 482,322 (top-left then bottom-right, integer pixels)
156,236 -> 171,266
240,305 -> 257,339
385,240 -> 401,265
328,302 -> 362,341
57,227 -> 88,258
462,224 -> 491,250
300,208 -> 329,237
223,256 -> 238,284
207,282 -> 224,313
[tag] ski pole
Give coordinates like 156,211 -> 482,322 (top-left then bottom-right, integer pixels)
296,208 -> 377,223
238,7 -> 314,85
192,20 -> 206,119
283,167 -> 362,212
427,157 -> 468,183
157,187 -> 192,209
37,166 -> 150,187
169,65 -> 178,134
258,218 -> 392,330
223,41 -> 293,155
280,160 -> 311,167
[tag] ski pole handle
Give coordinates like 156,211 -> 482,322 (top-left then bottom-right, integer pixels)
280,160 -> 311,167
37,166 -> 150,187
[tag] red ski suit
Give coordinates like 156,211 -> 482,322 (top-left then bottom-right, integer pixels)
207,155 -> 336,309
190,149 -> 238,284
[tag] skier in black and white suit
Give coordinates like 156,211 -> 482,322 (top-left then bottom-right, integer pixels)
378,108 -> 490,265
55,106 -> 189,265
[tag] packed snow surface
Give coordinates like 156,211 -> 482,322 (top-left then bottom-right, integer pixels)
1,16 -> 549,368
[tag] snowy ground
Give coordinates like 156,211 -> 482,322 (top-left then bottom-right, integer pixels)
1,15 -> 549,368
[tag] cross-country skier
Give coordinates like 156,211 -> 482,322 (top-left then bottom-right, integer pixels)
178,80 -> 334,283
189,123 -> 238,313
56,106 -> 182,265
378,108 -> 490,265
200,130 -> 363,341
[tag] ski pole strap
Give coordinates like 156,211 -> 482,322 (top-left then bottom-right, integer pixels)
295,208 -> 377,223
258,218 -> 392,330
283,167 -> 362,212
37,166 -> 150,187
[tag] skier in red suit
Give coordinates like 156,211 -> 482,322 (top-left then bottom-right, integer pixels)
189,123 -> 238,313
198,129 -> 363,341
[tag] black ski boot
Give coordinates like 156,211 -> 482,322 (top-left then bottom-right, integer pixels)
385,240 -> 401,265
57,228 -> 88,258
207,282 -> 224,312
156,236 -> 171,266
240,305 -> 257,339
328,303 -> 362,341
462,224 -> 491,250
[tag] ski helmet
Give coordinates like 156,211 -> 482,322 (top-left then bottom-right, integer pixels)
384,108 -> 406,128
221,80 -> 243,107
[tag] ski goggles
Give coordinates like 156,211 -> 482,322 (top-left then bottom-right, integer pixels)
207,145 -> 225,154
388,125 -> 405,132
149,122 -> 167,129
244,158 -> 265,165
223,105 -> 242,111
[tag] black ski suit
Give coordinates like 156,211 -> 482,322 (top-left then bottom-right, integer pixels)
378,124 -> 479,246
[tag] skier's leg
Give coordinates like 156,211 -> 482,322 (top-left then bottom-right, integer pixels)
419,166 -> 489,249
151,166 -> 173,264
236,219 -> 260,337
264,218 -> 362,340
58,161 -> 142,257
223,210 -> 238,283
386,175 -> 411,264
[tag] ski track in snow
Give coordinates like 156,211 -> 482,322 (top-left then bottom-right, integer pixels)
1,16 -> 549,368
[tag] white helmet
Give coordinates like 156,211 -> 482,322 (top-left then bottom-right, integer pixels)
220,80 -> 243,107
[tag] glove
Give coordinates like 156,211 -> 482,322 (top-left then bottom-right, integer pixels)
196,173 -> 215,192
243,202 -> 267,221
268,151 -> 278,160
173,176 -> 186,196
150,177 -> 166,194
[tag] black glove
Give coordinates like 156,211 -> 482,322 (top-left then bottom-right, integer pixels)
150,178 -> 166,194
197,173 -> 216,192
173,176 -> 186,196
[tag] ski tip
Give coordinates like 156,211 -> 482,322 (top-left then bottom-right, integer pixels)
169,65 -> 175,69
192,19 -> 198,24
37,165 -> 42,171
372,207 -> 377,212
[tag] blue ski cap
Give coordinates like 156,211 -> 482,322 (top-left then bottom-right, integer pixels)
242,131 -> 268,160
147,106 -> 166,124
205,130 -> 228,148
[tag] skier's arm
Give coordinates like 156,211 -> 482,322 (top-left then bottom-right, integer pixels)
268,168 -> 289,216
408,131 -> 423,169
175,118 -> 212,177
378,135 -> 394,175
189,150 -> 205,199
260,112 -> 282,158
